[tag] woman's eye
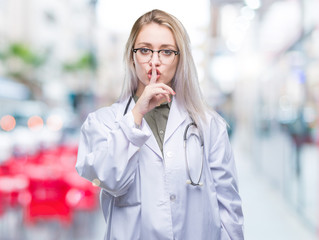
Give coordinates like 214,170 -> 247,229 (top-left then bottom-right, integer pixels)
140,48 -> 151,54
162,50 -> 173,56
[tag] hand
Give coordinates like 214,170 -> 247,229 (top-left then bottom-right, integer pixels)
132,63 -> 175,125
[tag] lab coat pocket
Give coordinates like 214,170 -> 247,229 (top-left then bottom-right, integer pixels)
114,168 -> 141,207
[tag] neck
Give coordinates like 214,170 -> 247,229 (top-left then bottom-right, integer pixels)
135,83 -> 145,97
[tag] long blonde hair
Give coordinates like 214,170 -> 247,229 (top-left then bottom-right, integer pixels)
120,9 -> 208,127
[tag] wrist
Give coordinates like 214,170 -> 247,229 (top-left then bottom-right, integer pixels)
132,107 -> 143,126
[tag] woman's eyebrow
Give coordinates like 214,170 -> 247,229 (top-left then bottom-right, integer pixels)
135,42 -> 152,47
160,44 -> 177,49
135,42 -> 177,49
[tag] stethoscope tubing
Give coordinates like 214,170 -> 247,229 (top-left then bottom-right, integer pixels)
184,122 -> 204,186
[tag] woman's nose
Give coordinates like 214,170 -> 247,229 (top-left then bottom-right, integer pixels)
149,52 -> 161,66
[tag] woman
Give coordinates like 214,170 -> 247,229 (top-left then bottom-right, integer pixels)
76,9 -> 244,240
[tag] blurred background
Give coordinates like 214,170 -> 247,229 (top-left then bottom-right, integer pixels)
0,0 -> 318,239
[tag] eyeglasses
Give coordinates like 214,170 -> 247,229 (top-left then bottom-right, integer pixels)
132,48 -> 179,65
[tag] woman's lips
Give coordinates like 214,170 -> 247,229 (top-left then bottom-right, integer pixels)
148,69 -> 161,80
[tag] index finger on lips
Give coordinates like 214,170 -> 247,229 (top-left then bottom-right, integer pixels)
150,63 -> 157,84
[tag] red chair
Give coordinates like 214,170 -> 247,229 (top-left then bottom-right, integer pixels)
0,174 -> 30,209
1,144 -> 97,228
23,164 -> 72,226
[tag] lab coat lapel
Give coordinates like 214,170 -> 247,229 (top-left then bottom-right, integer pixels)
144,131 -> 162,158
116,97 -> 163,158
164,96 -> 188,144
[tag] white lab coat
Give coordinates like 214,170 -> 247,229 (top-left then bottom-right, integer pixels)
76,96 -> 244,240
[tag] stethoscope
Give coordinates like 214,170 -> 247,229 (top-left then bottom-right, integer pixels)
183,122 -> 204,186
124,96 -> 204,187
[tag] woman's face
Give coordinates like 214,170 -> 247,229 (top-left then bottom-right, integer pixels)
133,23 -> 179,96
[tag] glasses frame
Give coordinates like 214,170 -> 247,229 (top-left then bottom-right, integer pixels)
132,48 -> 180,64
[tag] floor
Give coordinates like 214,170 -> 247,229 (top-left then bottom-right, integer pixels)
232,127 -> 318,240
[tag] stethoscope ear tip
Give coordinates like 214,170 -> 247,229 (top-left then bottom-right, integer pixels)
186,180 -> 192,184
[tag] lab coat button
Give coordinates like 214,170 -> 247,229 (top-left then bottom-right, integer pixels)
166,151 -> 173,158
92,178 -> 101,186
170,194 -> 176,201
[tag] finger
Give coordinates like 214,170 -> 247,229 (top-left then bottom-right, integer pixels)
154,92 -> 171,105
150,63 -> 157,84
149,87 -> 170,96
155,83 -> 176,95
152,94 -> 168,107
166,93 -> 171,102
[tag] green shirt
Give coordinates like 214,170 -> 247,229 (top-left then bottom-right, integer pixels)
134,96 -> 171,153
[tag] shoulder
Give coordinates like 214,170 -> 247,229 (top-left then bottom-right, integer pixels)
202,110 -> 232,150
201,110 -> 230,142
204,110 -> 228,131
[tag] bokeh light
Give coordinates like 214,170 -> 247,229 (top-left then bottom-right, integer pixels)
0,115 -> 16,131
27,115 -> 44,130
46,115 -> 63,131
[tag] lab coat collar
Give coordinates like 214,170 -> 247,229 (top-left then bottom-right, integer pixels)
117,97 -> 163,158
116,96 -> 188,159
116,96 -> 133,121
164,95 -> 188,144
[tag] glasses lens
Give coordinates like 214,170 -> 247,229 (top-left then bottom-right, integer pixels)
136,49 -> 151,63
159,50 -> 176,64
135,49 -> 177,64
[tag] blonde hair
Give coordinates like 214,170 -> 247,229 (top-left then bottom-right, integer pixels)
120,9 -> 208,127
